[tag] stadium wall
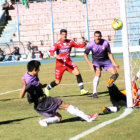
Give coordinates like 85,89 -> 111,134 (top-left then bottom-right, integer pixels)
2,0 -> 140,55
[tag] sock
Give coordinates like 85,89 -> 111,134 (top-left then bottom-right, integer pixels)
76,74 -> 84,90
107,73 -> 119,87
93,76 -> 99,94
67,105 -> 89,121
107,106 -> 118,112
47,81 -> 57,90
42,116 -> 60,124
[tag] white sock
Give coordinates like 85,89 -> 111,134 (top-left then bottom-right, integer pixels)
107,106 -> 118,112
78,82 -> 84,90
93,76 -> 99,94
67,105 -> 89,121
42,116 -> 60,124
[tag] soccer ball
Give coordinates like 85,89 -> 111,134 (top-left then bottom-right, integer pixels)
112,18 -> 123,30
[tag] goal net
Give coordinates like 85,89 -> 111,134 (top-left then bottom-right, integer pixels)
124,0 -> 140,107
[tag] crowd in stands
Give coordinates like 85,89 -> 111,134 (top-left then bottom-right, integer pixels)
0,47 -> 20,61
0,44 -> 43,61
27,42 -> 43,59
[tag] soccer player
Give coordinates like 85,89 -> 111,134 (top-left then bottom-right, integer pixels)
20,60 -> 98,127
45,29 -> 88,96
102,82 -> 140,114
102,70 -> 140,114
84,31 -> 119,98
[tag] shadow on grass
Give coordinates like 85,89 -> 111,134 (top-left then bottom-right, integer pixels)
98,113 -> 112,115
88,94 -> 110,98
56,91 -> 110,98
0,116 -> 38,125
61,116 -> 99,123
60,117 -> 82,123
0,98 -> 19,102
56,93 -> 92,98
0,97 -> 26,102
98,91 -> 109,95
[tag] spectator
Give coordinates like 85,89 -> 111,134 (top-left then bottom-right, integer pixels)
27,41 -> 32,52
2,0 -> 9,20
12,47 -> 20,61
4,47 -> 20,61
32,46 -> 43,59
0,48 -> 4,61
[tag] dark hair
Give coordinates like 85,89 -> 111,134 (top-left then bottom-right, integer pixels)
27,60 -> 41,72
94,31 -> 102,36
60,29 -> 67,34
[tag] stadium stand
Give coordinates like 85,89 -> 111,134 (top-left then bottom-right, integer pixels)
8,0 -> 120,53
0,21 -> 17,43
0,0 -> 17,55
3,0 -> 139,57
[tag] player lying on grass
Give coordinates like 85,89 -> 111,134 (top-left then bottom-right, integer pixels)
45,29 -> 88,96
84,31 -> 119,98
20,60 -> 98,127
102,75 -> 140,114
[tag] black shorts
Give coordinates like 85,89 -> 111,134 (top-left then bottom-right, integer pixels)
35,97 -> 62,117
108,84 -> 126,106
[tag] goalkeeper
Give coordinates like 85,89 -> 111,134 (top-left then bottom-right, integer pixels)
102,71 -> 140,114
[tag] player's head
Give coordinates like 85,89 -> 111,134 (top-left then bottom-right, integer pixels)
60,29 -> 67,40
94,31 -> 102,44
27,60 -> 41,75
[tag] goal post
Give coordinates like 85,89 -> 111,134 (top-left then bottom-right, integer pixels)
119,0 -> 133,108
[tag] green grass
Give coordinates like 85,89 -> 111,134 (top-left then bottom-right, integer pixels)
0,59 -> 140,140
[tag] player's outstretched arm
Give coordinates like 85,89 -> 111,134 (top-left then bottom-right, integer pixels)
84,53 -> 94,70
72,40 -> 88,48
108,52 -> 119,70
20,77 -> 26,99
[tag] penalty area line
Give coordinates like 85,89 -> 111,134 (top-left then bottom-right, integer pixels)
69,108 -> 133,140
0,89 -> 21,96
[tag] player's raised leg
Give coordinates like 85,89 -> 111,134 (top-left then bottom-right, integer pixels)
59,102 -> 98,122
107,67 -> 119,87
39,101 -> 98,127
44,66 -> 65,96
72,67 -> 88,95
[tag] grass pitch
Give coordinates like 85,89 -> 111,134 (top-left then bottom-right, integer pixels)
0,59 -> 140,140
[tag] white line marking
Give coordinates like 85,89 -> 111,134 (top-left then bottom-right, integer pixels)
69,108 -> 133,140
0,79 -> 125,96
0,89 -> 21,96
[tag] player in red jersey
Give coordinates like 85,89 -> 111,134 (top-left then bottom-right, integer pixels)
45,29 -> 88,96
